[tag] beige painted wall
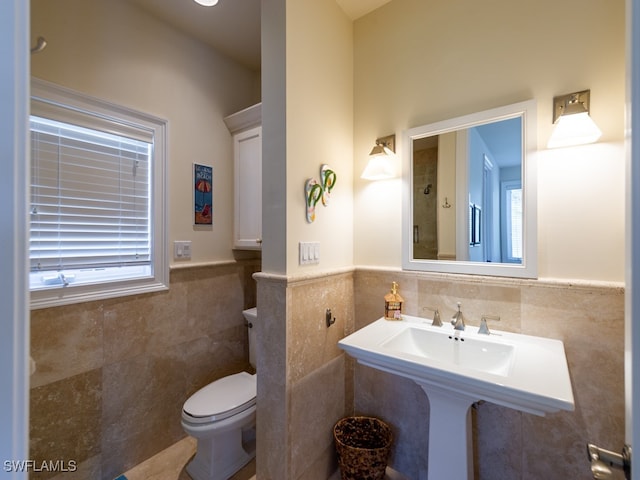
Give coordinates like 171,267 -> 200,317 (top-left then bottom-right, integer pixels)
438,132 -> 457,257
353,0 -> 626,282
284,0 -> 354,275
29,2 -> 262,478
44,0 -> 624,282
262,0 -> 354,276
261,0 -> 288,274
31,0 -> 259,268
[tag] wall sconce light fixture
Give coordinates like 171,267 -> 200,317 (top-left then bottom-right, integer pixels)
193,0 -> 219,6
547,90 -> 602,148
361,134 -> 396,180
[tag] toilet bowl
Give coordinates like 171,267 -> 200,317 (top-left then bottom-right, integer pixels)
181,307 -> 258,480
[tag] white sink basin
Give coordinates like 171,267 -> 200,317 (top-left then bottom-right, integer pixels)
339,315 -> 575,480
381,326 -> 515,377
340,315 -> 574,415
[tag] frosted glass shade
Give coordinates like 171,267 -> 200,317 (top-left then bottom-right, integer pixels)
547,111 -> 602,148
193,0 -> 219,5
361,152 -> 395,180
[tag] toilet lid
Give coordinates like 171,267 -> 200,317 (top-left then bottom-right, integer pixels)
183,372 -> 256,420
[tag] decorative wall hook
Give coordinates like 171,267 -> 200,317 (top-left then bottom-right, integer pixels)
442,197 -> 452,208
31,36 -> 47,54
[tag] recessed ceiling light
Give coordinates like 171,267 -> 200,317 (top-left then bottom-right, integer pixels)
193,0 -> 219,6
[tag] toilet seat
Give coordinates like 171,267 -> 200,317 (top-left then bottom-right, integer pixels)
183,372 -> 256,424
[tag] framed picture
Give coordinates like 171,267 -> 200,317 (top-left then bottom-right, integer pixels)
194,163 -> 213,225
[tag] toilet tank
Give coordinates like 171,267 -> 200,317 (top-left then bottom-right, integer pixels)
243,307 -> 258,369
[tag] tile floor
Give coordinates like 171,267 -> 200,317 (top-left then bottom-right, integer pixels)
122,437 -> 255,480
122,436 -> 407,480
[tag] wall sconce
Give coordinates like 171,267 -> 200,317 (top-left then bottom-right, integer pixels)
547,90 -> 602,148
193,0 -> 219,5
361,134 -> 396,180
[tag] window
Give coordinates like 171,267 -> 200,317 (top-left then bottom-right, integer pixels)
502,180 -> 523,263
30,79 -> 168,308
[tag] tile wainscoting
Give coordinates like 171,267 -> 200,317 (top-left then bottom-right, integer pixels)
354,268 -> 625,480
255,270 -> 355,480
30,260 -> 260,480
30,263 -> 624,480
256,267 -> 624,479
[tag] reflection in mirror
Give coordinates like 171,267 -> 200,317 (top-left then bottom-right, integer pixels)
402,100 -> 537,278
413,116 -> 522,262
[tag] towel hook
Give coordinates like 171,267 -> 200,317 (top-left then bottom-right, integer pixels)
31,36 -> 47,54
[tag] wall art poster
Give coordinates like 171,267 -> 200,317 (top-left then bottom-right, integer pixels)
194,163 -> 213,225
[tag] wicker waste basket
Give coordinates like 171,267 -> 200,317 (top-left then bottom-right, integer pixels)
333,416 -> 393,480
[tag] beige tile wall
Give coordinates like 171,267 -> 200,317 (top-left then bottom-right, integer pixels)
31,263 -> 624,480
29,260 -> 260,480
254,274 -> 288,480
354,268 -> 625,480
255,267 -> 624,479
255,271 -> 355,480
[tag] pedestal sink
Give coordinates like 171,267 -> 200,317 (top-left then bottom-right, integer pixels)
338,315 -> 575,480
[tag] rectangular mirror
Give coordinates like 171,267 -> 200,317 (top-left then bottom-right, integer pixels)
402,100 -> 537,278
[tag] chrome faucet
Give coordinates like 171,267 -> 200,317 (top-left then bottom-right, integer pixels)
451,302 -> 465,331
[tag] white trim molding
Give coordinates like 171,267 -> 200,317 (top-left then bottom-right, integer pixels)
0,0 -> 29,476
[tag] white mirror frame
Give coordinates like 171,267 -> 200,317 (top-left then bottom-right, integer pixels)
402,99 -> 538,278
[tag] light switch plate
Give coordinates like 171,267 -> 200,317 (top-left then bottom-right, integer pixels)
299,241 -> 320,265
174,240 -> 192,260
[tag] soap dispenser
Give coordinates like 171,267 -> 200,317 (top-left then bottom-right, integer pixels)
384,281 -> 404,320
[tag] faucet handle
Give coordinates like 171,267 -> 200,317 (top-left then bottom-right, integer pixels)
478,315 -> 500,335
423,306 -> 442,327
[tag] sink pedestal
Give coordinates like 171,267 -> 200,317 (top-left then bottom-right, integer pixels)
418,383 -> 477,480
338,317 -> 575,480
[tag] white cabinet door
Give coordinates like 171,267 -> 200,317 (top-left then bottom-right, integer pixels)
234,126 -> 262,249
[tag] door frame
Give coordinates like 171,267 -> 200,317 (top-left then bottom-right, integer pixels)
2,1 -> 639,479
0,0 -> 30,477
628,0 -> 640,477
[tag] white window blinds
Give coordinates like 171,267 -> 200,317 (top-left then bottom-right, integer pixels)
30,116 -> 152,274
29,78 -> 168,309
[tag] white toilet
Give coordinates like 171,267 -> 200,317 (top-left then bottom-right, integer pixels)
181,307 -> 258,480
